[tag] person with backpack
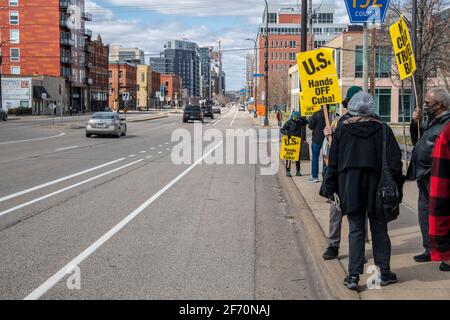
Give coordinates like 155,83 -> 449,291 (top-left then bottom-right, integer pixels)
281,111 -> 308,177
321,92 -> 404,291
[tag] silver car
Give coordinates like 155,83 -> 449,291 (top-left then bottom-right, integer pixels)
0,108 -> 7,121
86,112 -> 127,138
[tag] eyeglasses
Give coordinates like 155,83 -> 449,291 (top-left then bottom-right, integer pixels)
424,101 -> 439,109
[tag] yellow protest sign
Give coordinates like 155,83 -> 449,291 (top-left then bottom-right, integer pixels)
280,136 -> 302,161
300,92 -> 322,117
297,48 -> 342,109
390,17 -> 416,80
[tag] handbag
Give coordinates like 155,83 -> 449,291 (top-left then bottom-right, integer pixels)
376,124 -> 401,223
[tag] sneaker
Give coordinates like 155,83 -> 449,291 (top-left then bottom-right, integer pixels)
296,171 -> 302,177
413,251 -> 431,263
286,171 -> 292,177
380,272 -> 398,286
344,275 -> 359,291
439,262 -> 450,272
308,177 -> 320,183
323,246 -> 339,260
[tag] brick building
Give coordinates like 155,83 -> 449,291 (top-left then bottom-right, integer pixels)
150,68 -> 161,108
161,74 -> 182,106
87,34 -> 109,112
108,62 -> 137,110
0,0 -> 93,113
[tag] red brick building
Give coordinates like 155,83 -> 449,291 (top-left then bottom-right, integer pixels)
161,74 -> 182,105
150,68 -> 161,108
108,62 -> 137,110
0,0 -> 93,112
87,34 -> 109,112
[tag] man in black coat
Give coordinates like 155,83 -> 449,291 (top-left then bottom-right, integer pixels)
407,87 -> 450,263
308,109 -> 327,182
281,111 -> 308,177
321,92 -> 404,291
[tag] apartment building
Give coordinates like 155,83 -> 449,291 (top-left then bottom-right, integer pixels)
108,62 -> 137,110
0,0 -> 93,112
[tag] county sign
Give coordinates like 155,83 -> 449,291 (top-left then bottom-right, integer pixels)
344,0 -> 391,24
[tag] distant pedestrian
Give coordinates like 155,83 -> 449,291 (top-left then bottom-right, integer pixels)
308,108 -> 328,183
321,92 -> 404,290
429,121 -> 450,272
407,87 -> 450,264
321,86 -> 363,260
276,110 -> 282,127
281,111 -> 308,177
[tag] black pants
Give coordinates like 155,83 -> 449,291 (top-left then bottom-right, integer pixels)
347,212 -> 391,275
286,160 -> 300,172
417,176 -> 431,251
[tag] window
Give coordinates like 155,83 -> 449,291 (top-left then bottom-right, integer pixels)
398,89 -> 412,123
9,11 -> 19,25
268,13 -> 277,23
354,45 -> 367,78
9,0 -> 18,6
109,71 -> 112,78
141,73 -> 145,82
355,46 -> 392,78
10,29 -> 19,43
289,41 -> 296,48
10,48 -> 20,62
11,66 -> 20,74
375,89 -> 392,123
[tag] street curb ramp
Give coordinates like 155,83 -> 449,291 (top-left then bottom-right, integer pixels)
277,163 -> 360,300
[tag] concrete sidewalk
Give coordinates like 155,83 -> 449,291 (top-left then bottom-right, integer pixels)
289,161 -> 450,299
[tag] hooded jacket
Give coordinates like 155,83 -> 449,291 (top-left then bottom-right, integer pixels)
321,117 -> 403,216
281,117 -> 308,137
407,110 -> 450,181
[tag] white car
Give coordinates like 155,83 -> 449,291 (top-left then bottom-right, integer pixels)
86,112 -> 127,138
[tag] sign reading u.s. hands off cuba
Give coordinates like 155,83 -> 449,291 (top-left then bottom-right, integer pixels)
296,48 -> 342,116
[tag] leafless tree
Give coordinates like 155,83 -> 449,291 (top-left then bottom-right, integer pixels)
267,71 -> 289,108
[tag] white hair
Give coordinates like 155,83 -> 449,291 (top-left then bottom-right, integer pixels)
429,87 -> 450,109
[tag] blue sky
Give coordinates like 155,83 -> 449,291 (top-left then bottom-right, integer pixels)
86,0 -> 348,90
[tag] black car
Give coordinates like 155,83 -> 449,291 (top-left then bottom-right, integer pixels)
0,108 -> 7,121
212,106 -> 221,114
183,105 -> 204,123
201,105 -> 214,119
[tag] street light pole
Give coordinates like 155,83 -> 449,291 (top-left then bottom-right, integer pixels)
264,0 -> 269,126
245,38 -> 258,118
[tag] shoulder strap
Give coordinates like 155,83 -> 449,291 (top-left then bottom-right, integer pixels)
382,124 -> 389,171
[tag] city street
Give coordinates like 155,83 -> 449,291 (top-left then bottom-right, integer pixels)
0,110 -> 329,300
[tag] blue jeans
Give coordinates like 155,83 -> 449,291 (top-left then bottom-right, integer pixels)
311,142 -> 325,179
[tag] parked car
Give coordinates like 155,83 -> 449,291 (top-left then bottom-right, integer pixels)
212,106 -> 221,114
239,105 -> 246,112
86,112 -> 127,138
183,105 -> 204,123
202,105 -> 214,119
0,108 -> 7,121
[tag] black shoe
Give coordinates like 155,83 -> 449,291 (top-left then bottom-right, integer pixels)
380,272 -> 398,286
344,275 -> 359,291
414,252 -> 431,263
323,246 -> 339,260
440,262 -> 450,272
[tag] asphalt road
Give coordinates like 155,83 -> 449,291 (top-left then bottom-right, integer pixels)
0,110 -> 328,300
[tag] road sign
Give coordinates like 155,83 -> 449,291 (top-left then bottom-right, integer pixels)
344,0 -> 391,24
253,74 -> 264,77
122,92 -> 130,101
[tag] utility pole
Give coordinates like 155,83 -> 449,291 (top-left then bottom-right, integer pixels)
370,28 -> 376,97
246,38 -> 258,118
300,0 -> 310,160
264,0 -> 269,127
411,0 -> 418,112
308,0 -> 313,50
363,24 -> 369,93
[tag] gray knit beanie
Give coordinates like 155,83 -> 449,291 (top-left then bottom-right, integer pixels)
347,92 -> 376,116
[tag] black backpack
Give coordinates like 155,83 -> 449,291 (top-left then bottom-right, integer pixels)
376,124 -> 401,223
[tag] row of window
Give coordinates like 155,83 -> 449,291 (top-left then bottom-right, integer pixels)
260,26 -> 344,36
270,52 -> 296,61
270,40 -> 297,49
266,12 -> 334,24
7,2 -> 20,74
269,64 -> 292,72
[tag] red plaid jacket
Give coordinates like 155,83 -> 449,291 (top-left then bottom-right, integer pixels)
430,122 -> 450,262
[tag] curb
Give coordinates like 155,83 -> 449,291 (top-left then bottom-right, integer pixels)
277,166 -> 360,300
127,114 -> 169,123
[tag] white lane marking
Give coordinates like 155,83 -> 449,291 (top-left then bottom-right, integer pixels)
207,110 -> 230,126
128,155 -> 136,158
158,145 -> 163,147
0,159 -> 143,218
212,110 -> 232,126
151,148 -> 155,150
0,132 -> 66,146
158,151 -> 163,154
55,146 -> 79,152
140,151 -> 147,154
145,155 -> 152,159
24,141 -> 223,300
230,110 -> 239,127
0,158 -> 126,204
165,148 -> 170,151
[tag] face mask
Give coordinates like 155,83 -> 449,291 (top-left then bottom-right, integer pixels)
424,102 -> 440,117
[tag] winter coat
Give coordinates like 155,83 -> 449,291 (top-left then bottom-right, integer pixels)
281,117 -> 308,138
430,122 -> 450,262
407,110 -> 450,181
308,110 -> 327,145
320,117 -> 404,217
